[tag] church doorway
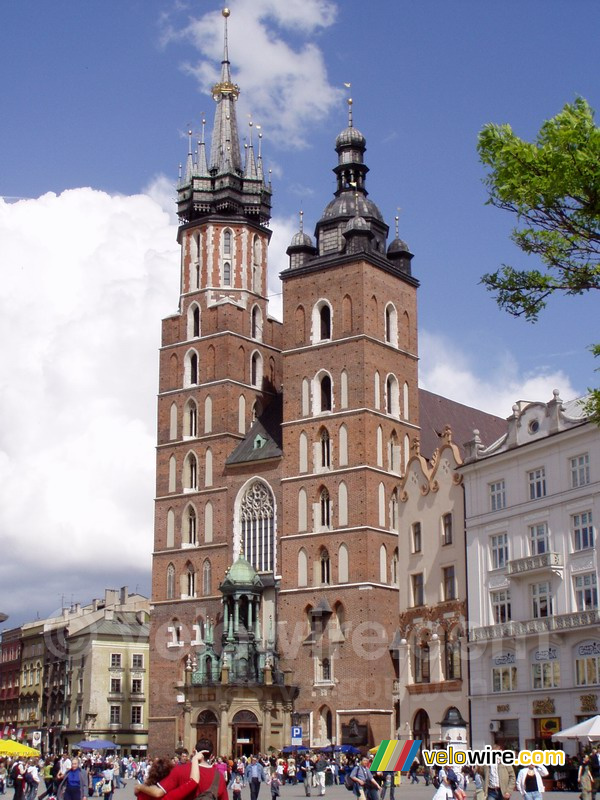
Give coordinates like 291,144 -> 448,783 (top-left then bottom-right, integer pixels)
194,709 -> 218,754
232,710 -> 260,757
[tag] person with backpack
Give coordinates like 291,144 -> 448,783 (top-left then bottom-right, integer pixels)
349,756 -> 380,800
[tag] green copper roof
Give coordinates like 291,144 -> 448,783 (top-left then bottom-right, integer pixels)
223,556 -> 263,587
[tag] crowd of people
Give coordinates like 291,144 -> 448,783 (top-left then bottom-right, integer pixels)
2,744 -> 599,800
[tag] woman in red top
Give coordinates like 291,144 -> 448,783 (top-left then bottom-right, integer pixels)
137,752 -> 202,800
135,745 -> 228,800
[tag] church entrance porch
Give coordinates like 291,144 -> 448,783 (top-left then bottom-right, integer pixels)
233,709 -> 260,756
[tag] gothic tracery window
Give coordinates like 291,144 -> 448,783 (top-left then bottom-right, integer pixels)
240,481 -> 275,572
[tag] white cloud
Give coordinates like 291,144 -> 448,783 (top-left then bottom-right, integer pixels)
172,0 -> 343,148
419,330 -> 580,418
0,189 -> 179,621
266,215 -> 300,322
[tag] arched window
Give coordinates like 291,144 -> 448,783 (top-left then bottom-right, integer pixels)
188,304 -> 200,339
312,300 -> 332,343
204,502 -> 213,543
376,425 -> 383,467
386,374 -> 399,416
202,560 -> 211,596
185,351 -> 199,386
238,394 -> 246,434
379,544 -> 387,583
340,369 -> 348,409
374,371 -> 381,409
166,564 -> 175,600
298,488 -> 308,532
338,543 -> 349,583
239,480 -> 276,572
338,481 -> 348,526
320,548 -> 331,585
186,563 -> 196,597
389,431 -> 399,473
390,548 -> 399,585
204,396 -> 212,434
223,262 -> 231,286
385,303 -> 398,346
339,424 -> 348,466
169,403 -> 178,440
298,548 -> 308,587
322,659 -> 331,682
251,305 -> 262,340
184,399 -> 197,437
251,351 -> 262,387
320,488 -> 331,529
223,229 -> 232,255
404,434 -> 410,470
402,310 -> 410,350
378,482 -> 386,527
204,448 -> 213,487
295,305 -> 306,345
413,708 -> 431,751
319,374 -> 332,413
403,382 -> 410,420
169,455 -> 176,492
185,506 -> 197,545
390,490 -> 399,532
302,377 -> 310,416
183,453 -> 198,490
320,428 -> 331,469
166,508 -> 175,548
207,345 -> 215,381
299,431 -> 308,473
342,294 -> 352,333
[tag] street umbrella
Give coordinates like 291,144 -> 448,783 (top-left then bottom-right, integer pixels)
282,745 -> 308,753
75,739 -> 121,750
0,740 -> 41,757
552,715 -> 600,741
335,745 -> 361,754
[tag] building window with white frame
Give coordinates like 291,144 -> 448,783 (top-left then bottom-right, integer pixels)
320,488 -> 331,529
573,511 -> 594,551
490,533 -> 509,569
574,573 -> 598,611
413,640 -> 430,684
110,654 -> 122,669
489,480 -> 506,511
320,428 -> 331,468
532,656 -> 560,690
529,522 -> 550,555
575,648 -> 600,686
531,581 -> 553,618
239,481 -> 275,572
109,705 -> 121,724
571,453 -> 590,488
132,654 -> 143,669
528,467 -> 546,500
132,678 -> 142,694
491,589 -> 511,623
131,705 -> 142,725
492,664 -> 517,693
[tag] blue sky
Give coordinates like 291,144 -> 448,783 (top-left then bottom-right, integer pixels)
1,0 -> 598,624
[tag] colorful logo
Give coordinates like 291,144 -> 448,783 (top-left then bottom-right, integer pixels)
370,740 -> 422,772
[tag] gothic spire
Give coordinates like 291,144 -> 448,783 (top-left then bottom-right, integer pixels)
209,8 -> 242,174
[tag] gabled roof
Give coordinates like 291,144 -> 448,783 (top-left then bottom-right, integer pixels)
418,389 -> 507,460
226,394 -> 283,466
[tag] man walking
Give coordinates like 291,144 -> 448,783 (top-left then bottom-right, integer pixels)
245,757 -> 267,800
483,746 -> 516,800
313,756 -> 327,797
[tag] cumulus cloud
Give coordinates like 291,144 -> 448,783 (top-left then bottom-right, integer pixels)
419,330 -> 580,418
0,189 -> 179,623
170,0 -> 343,148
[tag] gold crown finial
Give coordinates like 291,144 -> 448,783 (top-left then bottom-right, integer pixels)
222,8 -> 230,17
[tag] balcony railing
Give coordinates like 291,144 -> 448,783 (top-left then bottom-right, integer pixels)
470,608 -> 600,641
507,552 -> 563,576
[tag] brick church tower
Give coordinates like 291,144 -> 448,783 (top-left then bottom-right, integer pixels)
277,101 -> 419,747
149,10 -> 419,755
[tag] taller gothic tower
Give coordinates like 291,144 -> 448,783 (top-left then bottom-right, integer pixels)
277,101 -> 419,747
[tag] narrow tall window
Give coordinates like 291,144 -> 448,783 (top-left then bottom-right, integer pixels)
223,262 -> 231,286
442,513 -> 453,545
251,306 -> 262,340
190,353 -> 198,385
186,506 -> 197,545
412,573 -> 424,606
202,560 -> 211,596
193,306 -> 200,338
187,566 -> 196,597
412,522 -> 422,553
320,429 -> 331,468
166,564 -> 175,600
414,641 -> 430,684
223,230 -> 232,255
320,548 -> 331,585
490,533 -> 509,569
320,374 -> 332,412
531,582 -> 552,618
574,573 -> 598,611
490,480 -> 506,511
443,565 -> 456,600
320,488 -> 331,529
529,523 -> 549,555
251,352 -> 262,387
491,589 -> 511,623
320,304 -> 331,340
